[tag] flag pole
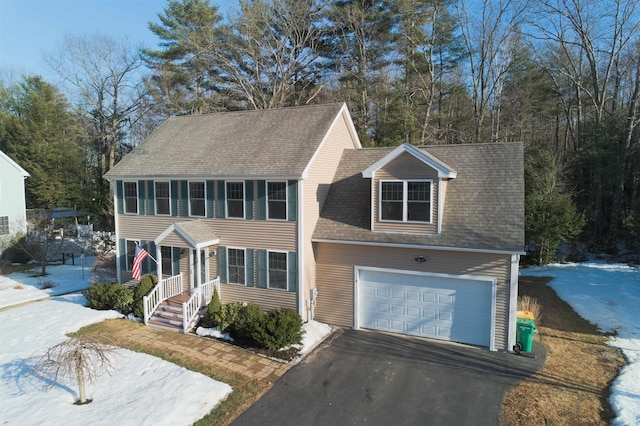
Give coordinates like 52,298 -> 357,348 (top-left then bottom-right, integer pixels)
137,242 -> 159,264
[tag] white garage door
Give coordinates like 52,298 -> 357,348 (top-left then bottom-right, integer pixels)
358,268 -> 495,348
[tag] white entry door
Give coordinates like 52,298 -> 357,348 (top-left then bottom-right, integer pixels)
357,268 -> 495,348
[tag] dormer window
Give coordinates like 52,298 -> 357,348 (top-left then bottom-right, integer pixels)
380,180 -> 432,223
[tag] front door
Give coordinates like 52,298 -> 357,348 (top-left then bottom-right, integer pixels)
190,249 -> 208,289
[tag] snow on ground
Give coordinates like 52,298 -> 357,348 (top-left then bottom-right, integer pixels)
0,258 -> 96,309
521,262 -> 640,426
0,268 -> 232,425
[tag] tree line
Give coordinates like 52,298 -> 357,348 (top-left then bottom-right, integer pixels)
1,0 -> 639,262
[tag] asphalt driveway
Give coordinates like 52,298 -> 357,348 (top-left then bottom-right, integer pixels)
233,329 -> 545,426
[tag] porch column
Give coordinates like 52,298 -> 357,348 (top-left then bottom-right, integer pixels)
156,244 -> 163,279
196,247 -> 202,287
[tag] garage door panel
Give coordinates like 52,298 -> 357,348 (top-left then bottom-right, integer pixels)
358,269 -> 493,347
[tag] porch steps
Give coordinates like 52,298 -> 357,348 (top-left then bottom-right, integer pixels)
147,294 -> 200,333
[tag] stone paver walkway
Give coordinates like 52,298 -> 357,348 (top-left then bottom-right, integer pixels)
123,325 -> 291,384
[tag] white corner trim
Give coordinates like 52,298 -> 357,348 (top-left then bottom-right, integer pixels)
114,188 -> 121,283
297,180 -> 305,318
507,254 -> 520,352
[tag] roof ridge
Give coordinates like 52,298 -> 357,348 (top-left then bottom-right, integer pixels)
166,102 -> 345,120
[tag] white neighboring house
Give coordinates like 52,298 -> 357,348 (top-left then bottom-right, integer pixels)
0,150 -> 29,251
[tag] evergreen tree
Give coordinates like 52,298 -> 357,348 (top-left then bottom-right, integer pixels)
0,76 -> 88,210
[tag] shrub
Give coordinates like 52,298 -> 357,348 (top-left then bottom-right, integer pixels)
200,287 -> 224,328
230,302 -> 266,347
132,274 -> 158,318
82,282 -> 134,314
518,295 -> 542,326
257,308 -> 304,350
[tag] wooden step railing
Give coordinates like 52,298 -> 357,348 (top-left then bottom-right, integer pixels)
143,273 -> 183,325
182,277 -> 220,333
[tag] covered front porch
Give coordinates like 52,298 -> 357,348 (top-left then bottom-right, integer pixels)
143,220 -> 221,333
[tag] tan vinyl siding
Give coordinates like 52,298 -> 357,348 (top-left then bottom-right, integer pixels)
117,215 -> 296,251
180,253 -> 189,292
373,152 -> 439,234
314,242 -> 512,351
302,113 -> 359,318
219,283 -> 297,311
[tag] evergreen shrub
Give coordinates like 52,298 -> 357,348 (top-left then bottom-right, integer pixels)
82,282 -> 134,314
132,274 -> 158,318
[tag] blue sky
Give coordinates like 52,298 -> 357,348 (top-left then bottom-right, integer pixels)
0,0 -> 235,82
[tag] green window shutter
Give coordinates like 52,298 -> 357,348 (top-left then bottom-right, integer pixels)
216,181 -> 226,218
256,249 -> 267,288
180,180 -> 188,216
245,181 -> 254,220
206,180 -> 215,218
118,238 -> 126,273
288,180 -> 297,221
147,181 -> 155,216
246,248 -> 255,287
288,251 -> 298,292
148,241 -> 157,275
116,180 -> 124,215
257,180 -> 266,220
172,247 -> 181,276
138,181 -> 146,215
218,246 -> 227,283
171,181 -> 179,217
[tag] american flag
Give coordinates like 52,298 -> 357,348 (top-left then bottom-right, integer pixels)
131,245 -> 148,280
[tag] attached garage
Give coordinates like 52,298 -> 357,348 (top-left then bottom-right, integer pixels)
356,267 -> 497,350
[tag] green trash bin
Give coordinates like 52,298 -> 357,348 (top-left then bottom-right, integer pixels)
515,318 -> 536,353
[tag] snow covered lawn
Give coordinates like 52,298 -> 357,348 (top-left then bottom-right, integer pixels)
521,262 -> 640,426
0,258 -> 95,309
0,260 -> 233,425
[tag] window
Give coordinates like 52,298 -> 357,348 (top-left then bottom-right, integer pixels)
380,182 -> 403,221
268,251 -> 287,290
126,240 -> 137,271
0,216 -> 8,235
380,180 -> 432,223
267,181 -> 287,220
227,248 -> 245,285
155,182 -> 171,215
189,181 -> 205,217
161,246 -> 173,276
226,182 -> 244,218
123,182 -> 138,214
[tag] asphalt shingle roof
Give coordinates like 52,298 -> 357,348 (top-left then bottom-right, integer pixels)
105,103 -> 346,179
313,142 -> 525,253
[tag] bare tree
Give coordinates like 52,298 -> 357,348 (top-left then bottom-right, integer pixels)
32,336 -> 118,405
10,211 -> 64,276
454,0 -> 526,142
45,34 -> 148,219
216,0 -> 331,109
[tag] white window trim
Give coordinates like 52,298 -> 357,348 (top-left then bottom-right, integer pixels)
154,180 -> 172,216
378,179 -> 433,224
267,250 -> 288,291
225,180 -> 245,219
123,181 -> 139,215
266,180 -> 288,221
188,180 -> 206,218
227,247 -> 247,285
125,239 -> 137,271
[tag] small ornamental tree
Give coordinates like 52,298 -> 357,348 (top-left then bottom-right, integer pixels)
32,336 -> 118,405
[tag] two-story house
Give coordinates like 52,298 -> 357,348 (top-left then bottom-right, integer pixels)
0,150 -> 30,251
105,103 -> 524,352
